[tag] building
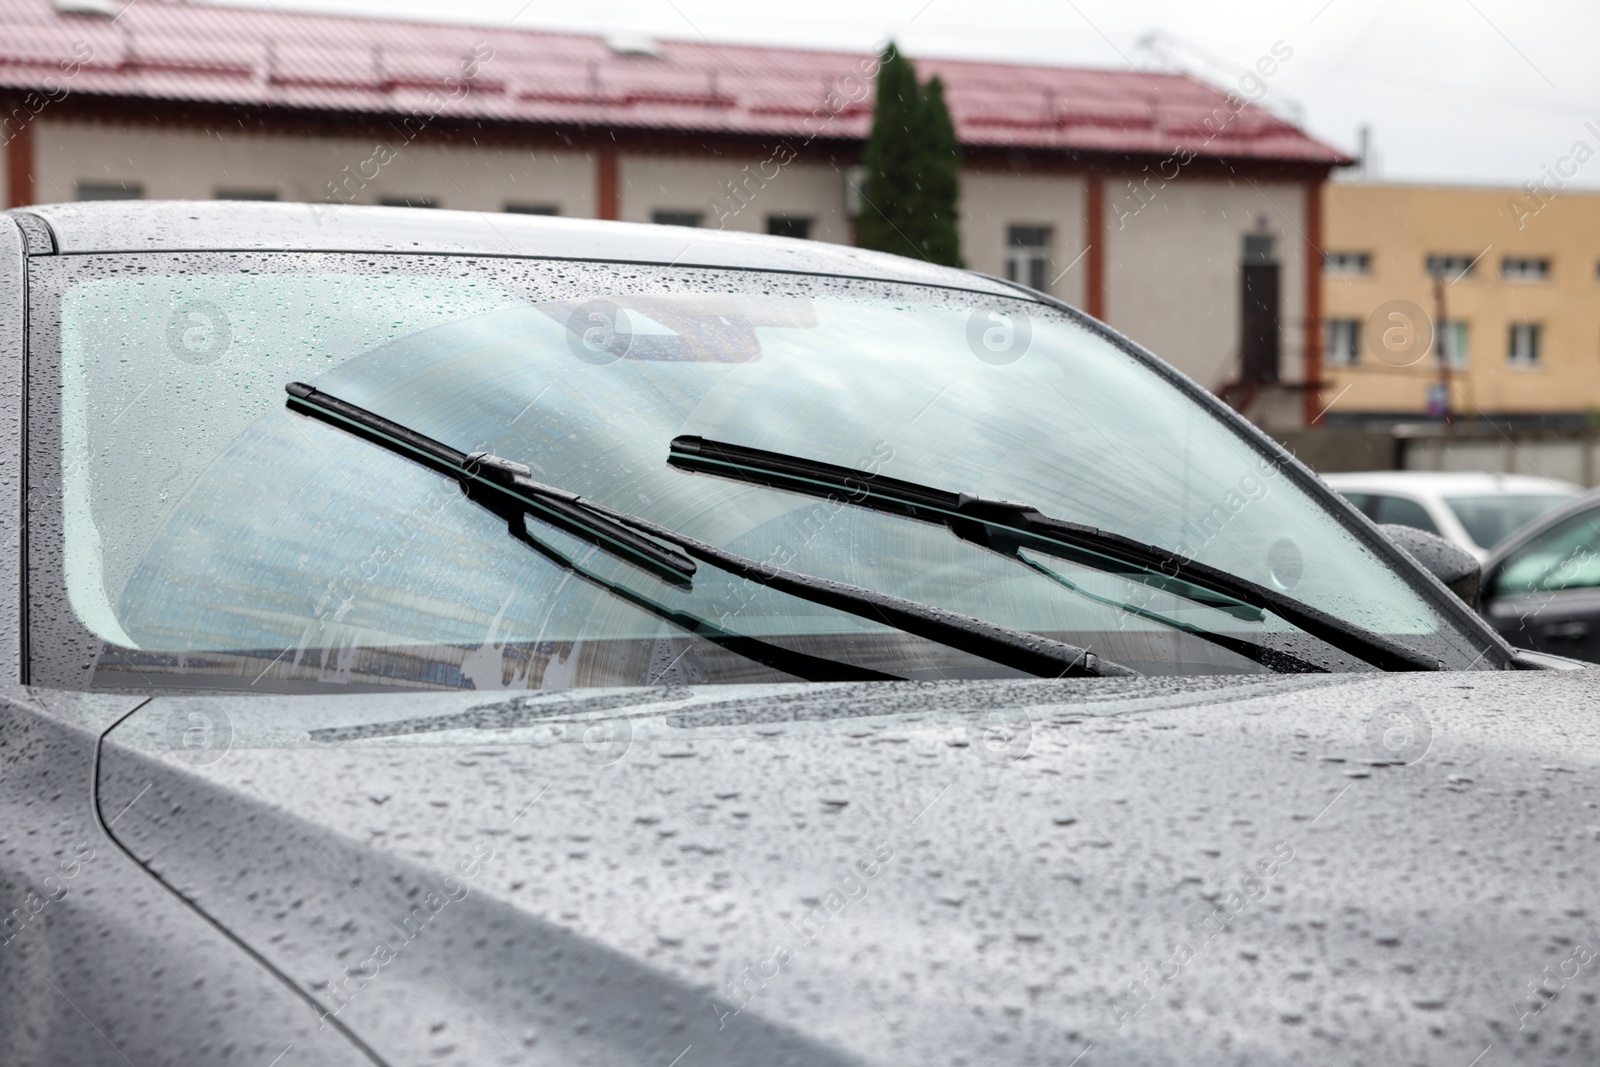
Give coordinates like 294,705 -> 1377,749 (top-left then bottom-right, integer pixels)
1322,181 -> 1600,429
0,0 -> 1348,424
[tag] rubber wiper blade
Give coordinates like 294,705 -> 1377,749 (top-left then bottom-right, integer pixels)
287,382 -> 697,584
668,435 -> 1442,673
285,384 -> 1135,680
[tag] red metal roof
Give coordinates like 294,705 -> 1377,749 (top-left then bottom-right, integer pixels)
0,0 -> 1349,165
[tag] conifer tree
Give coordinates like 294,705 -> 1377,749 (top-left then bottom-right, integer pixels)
915,75 -> 963,267
857,43 -> 926,260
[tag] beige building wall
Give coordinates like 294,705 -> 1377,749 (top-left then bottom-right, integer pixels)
617,156 -> 853,243
33,119 -> 596,215
19,119 -> 1317,409
23,122 -> 1115,320
1105,177 -> 1309,392
1324,182 -> 1600,418
959,171 -> 1087,305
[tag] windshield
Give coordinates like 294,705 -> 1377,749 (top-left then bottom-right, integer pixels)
1492,507 -> 1600,597
27,252 -> 1492,691
1446,493 -> 1575,550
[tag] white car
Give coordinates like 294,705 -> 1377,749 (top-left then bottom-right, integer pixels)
1323,470 -> 1580,560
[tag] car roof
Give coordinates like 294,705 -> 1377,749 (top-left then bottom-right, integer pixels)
1321,470 -> 1582,496
11,201 -> 1023,297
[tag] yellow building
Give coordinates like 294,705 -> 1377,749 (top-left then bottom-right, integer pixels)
1321,181 -> 1600,427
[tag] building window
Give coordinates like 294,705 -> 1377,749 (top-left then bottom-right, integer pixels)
378,196 -> 437,209
1442,320 -> 1469,369
215,189 -> 277,201
1425,253 -> 1477,279
505,203 -> 559,215
1005,226 -> 1052,290
76,182 -> 142,200
766,215 -> 813,240
1325,318 -> 1361,367
1501,256 -> 1550,281
652,210 -> 703,227
1509,322 -> 1542,367
1323,251 -> 1370,277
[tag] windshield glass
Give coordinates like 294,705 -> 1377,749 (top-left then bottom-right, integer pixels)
27,252 -> 1491,691
1446,493 -> 1575,549
1493,507 -> 1600,597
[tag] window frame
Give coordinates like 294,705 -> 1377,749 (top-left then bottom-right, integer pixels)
75,182 -> 143,201
1508,322 -> 1543,368
1322,251 -> 1371,277
1425,253 -> 1477,280
651,210 -> 705,228
1325,317 -> 1362,367
1500,256 -> 1551,282
1442,320 -> 1470,369
765,216 -> 814,240
1004,225 -> 1053,292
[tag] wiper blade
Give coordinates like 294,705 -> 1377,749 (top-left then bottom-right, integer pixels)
287,384 -> 895,682
284,383 -> 1135,680
668,436 -> 1442,673
288,382 -> 697,584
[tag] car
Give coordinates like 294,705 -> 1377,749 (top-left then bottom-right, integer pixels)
1480,488 -> 1600,663
1321,470 -> 1580,561
1,201 -> 1594,1067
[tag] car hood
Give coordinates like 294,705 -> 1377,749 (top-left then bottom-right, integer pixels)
96,673 -> 1600,1067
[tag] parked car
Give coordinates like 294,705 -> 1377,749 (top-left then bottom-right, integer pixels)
1322,470 -> 1579,561
1480,488 -> 1600,663
1,202 -> 1593,1067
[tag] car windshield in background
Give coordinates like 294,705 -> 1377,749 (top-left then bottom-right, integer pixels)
1446,494 -> 1574,550
1493,508 -> 1600,597
27,252 -> 1489,692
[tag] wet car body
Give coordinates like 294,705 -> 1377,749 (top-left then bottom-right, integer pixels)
10,673 -> 1600,1066
1,204 -> 1595,1065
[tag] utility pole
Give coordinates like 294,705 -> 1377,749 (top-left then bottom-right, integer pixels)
1432,269 -> 1454,426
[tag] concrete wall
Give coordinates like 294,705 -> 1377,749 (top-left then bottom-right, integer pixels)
1273,426 -> 1600,487
35,119 -> 596,215
1105,177 -> 1309,391
24,116 -> 1318,410
1400,432 -> 1600,487
959,171 -> 1087,305
618,155 -> 853,243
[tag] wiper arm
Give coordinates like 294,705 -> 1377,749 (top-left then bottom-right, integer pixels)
668,436 -> 1441,673
284,383 -> 1135,680
288,382 -> 698,584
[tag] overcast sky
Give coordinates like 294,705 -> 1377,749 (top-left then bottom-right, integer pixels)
212,0 -> 1599,190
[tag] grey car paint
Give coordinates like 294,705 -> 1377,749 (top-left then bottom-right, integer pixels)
69,673 -> 1600,1066
0,217 -> 21,683
19,200 -> 1019,298
3,203 -> 1592,1064
0,688 -> 378,1065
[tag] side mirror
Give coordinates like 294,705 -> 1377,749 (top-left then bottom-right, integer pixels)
1379,523 -> 1481,607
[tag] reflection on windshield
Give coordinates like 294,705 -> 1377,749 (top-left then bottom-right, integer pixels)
35,253 -> 1486,691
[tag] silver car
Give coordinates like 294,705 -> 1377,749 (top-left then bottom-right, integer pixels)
1,202 -> 1593,1067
